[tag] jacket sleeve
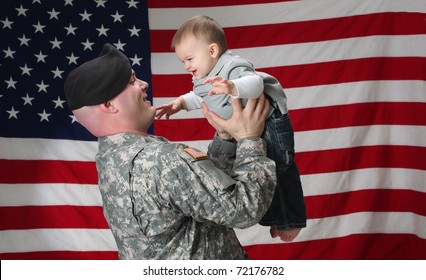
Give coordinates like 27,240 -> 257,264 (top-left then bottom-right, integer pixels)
180,91 -> 204,111
227,58 -> 264,99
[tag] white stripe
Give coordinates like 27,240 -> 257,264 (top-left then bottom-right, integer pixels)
0,137 -> 97,161
148,0 -> 426,29
286,80 -> 426,110
0,183 -> 102,207
0,137 -> 210,162
301,168 -> 426,197
151,35 -> 426,74
8,124 -> 423,158
154,80 -> 426,116
3,125 -> 424,161
295,125 -> 426,153
0,228 -> 117,253
236,212 -> 426,246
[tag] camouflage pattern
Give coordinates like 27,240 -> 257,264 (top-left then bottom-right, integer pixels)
96,132 -> 276,260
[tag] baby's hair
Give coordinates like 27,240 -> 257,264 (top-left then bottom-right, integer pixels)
172,15 -> 228,55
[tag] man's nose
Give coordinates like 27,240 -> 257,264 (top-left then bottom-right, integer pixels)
138,80 -> 149,90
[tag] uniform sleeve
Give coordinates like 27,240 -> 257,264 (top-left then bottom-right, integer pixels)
207,134 -> 237,174
154,137 -> 277,229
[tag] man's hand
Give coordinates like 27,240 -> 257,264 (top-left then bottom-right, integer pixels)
202,94 -> 269,141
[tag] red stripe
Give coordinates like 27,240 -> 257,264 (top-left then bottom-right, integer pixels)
148,0 -> 294,8
291,102 -> 426,132
305,189 -> 426,220
0,251 -> 118,260
0,160 -> 97,184
244,234 -> 426,259
150,12 -> 426,52
260,57 -> 426,88
296,145 -> 426,175
153,102 -> 425,141
153,118 -> 216,141
151,57 -> 426,96
0,206 -> 109,230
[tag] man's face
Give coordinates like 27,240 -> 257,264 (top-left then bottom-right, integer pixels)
111,70 -> 156,131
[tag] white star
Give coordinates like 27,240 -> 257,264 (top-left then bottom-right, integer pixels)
66,53 -> 79,65
64,0 -> 74,6
16,5 -> 28,16
128,25 -> 141,37
52,96 -> 66,108
1,17 -> 14,29
95,0 -> 107,7
48,8 -> 60,20
20,64 -> 33,76
33,0 -> 42,4
36,81 -> 49,93
129,54 -> 142,66
81,39 -> 94,50
18,34 -> 31,46
64,23 -> 77,35
70,115 -> 78,123
114,40 -> 126,51
80,10 -> 92,22
35,51 -> 47,63
33,21 -> 46,33
50,37 -> 62,49
22,93 -> 35,105
51,67 -> 64,79
3,47 -> 15,59
5,77 -> 17,89
126,0 -> 139,8
96,24 -> 109,36
111,11 -> 123,22
38,110 -> 51,122
7,107 -> 19,119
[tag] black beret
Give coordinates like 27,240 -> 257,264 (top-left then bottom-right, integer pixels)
64,43 -> 132,111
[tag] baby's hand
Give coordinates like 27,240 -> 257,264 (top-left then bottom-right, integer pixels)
270,227 -> 301,242
203,76 -> 236,96
155,99 -> 184,119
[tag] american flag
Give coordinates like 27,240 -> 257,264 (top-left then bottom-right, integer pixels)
1,0 -> 425,260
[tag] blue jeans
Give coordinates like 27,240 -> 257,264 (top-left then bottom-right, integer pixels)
259,108 -> 307,229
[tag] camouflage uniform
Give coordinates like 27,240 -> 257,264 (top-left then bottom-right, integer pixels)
96,132 -> 276,259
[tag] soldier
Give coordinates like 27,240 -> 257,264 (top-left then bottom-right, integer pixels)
64,43 -> 276,259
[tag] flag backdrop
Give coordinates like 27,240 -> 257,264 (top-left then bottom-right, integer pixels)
0,0 -> 425,260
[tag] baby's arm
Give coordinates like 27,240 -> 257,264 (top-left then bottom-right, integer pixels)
156,91 -> 204,119
204,75 -> 263,98
155,96 -> 186,119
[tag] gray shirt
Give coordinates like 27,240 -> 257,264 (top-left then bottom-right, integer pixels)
183,52 -> 289,119
96,132 -> 276,259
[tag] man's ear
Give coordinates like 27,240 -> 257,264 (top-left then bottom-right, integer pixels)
98,102 -> 118,113
209,43 -> 220,59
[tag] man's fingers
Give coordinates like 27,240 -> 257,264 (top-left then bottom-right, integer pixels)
230,98 -> 243,115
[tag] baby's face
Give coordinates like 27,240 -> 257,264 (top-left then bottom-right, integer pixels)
175,35 -> 218,79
